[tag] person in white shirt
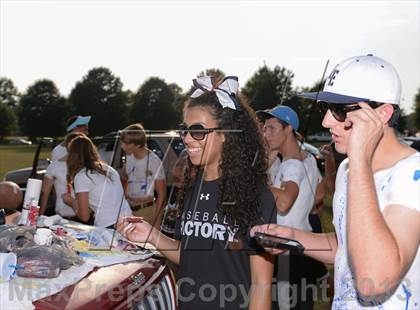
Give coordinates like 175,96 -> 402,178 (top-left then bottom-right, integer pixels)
62,135 -> 132,228
39,132 -> 83,218
259,105 -> 324,309
120,123 -> 166,229
51,115 -> 91,162
252,54 -> 420,309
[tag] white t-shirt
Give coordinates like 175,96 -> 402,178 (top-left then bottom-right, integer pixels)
51,144 -> 67,162
268,156 -> 282,186
45,160 -> 76,218
125,151 -> 165,199
273,153 -> 321,231
74,164 -> 132,227
333,153 -> 420,309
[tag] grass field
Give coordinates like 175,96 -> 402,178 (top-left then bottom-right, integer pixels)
0,145 -> 51,180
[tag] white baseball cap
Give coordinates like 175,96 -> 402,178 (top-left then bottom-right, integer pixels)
299,54 -> 402,104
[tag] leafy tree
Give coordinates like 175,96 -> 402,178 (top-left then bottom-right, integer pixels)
168,83 -> 185,125
18,80 -> 69,138
414,88 -> 420,131
0,101 -> 17,138
0,77 -> 20,108
286,80 -> 326,137
197,68 -> 226,81
243,65 -> 294,111
69,67 -> 129,136
130,77 -> 178,130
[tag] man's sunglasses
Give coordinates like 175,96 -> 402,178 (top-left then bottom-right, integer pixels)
319,101 -> 382,122
178,124 -> 221,141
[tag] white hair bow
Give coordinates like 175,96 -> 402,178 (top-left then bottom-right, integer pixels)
190,76 -> 241,110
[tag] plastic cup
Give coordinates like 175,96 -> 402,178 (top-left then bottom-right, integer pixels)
0,252 -> 17,282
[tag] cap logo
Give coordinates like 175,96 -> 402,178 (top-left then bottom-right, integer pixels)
327,68 -> 340,86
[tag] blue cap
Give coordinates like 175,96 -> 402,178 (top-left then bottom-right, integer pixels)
257,105 -> 299,131
66,115 -> 91,132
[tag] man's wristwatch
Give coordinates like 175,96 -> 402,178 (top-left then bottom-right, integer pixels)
0,208 -> 5,225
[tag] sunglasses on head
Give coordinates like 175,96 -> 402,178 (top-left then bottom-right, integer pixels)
178,124 -> 221,141
319,101 -> 382,122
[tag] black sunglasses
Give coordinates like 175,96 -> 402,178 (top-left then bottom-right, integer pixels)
319,101 -> 382,122
178,124 -> 221,141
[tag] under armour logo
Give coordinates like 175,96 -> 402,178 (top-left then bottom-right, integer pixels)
200,193 -> 210,200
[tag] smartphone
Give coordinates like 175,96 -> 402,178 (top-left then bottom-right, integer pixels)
254,232 -> 305,254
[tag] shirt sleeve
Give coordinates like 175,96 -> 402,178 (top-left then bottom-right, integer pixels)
125,155 -> 133,176
45,162 -> 56,179
279,160 -> 305,187
74,170 -> 94,193
151,154 -> 165,180
386,154 -> 420,212
245,186 -> 278,255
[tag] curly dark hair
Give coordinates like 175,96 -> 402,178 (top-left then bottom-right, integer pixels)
177,90 -> 269,232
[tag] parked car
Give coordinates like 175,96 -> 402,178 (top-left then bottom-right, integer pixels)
306,131 -> 332,142
33,257 -> 177,309
3,138 -> 54,188
301,141 -> 325,172
4,132 -> 184,191
9,138 -> 32,145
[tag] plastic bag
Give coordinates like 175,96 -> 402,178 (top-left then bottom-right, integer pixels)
0,225 -> 35,253
16,244 -> 84,278
0,226 -> 84,279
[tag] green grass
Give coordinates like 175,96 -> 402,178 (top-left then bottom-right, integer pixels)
0,145 -> 50,180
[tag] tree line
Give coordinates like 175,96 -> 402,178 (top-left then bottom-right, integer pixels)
0,66 -> 418,139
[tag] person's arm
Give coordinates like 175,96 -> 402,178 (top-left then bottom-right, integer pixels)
319,144 -> 337,194
251,224 -> 338,264
348,162 -> 419,296
348,163 -> 419,296
249,253 -> 274,310
314,179 -> 326,208
117,216 -> 181,264
62,192 -> 91,222
270,181 -> 299,214
152,179 -> 166,228
346,102 -> 420,297
39,176 -> 54,215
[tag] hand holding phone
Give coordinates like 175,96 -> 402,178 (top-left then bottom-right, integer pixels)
254,232 -> 305,254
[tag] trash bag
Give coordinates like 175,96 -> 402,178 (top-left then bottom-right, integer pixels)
16,244 -> 84,278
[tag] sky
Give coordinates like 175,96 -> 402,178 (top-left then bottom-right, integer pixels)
1,0 -> 419,113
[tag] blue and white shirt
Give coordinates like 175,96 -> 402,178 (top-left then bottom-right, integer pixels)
333,153 -> 420,309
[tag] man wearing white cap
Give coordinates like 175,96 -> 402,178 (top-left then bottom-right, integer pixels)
252,54 -> 419,309
50,115 -> 91,161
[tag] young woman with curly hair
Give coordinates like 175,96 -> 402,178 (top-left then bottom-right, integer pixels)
117,76 -> 277,309
62,135 -> 132,228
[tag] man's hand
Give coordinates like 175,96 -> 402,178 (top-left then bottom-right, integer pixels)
345,102 -> 385,163
250,224 -> 296,255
